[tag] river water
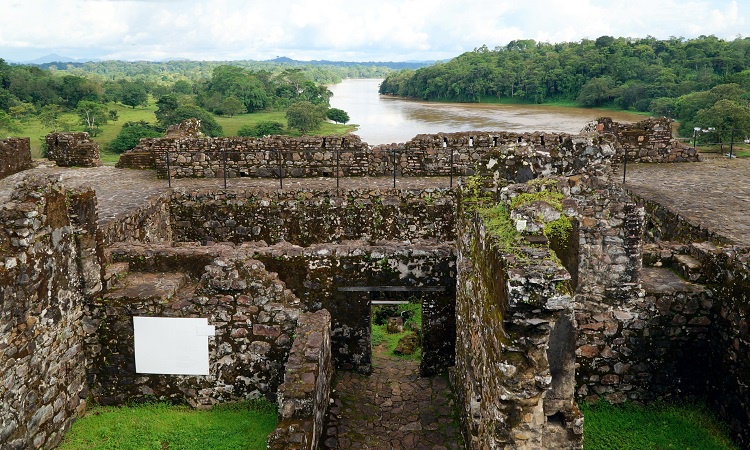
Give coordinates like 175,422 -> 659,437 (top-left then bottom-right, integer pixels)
328,78 -> 646,145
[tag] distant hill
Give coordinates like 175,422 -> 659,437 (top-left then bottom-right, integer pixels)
22,53 -> 100,64
265,56 -> 434,70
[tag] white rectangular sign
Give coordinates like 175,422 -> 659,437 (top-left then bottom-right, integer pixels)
133,317 -> 214,375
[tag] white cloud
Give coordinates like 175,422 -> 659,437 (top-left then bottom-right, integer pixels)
0,0 -> 747,62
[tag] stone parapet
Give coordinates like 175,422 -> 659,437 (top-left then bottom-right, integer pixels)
584,117 -> 699,163
268,309 -> 333,450
0,175 -> 99,449
454,182 -> 583,449
46,132 -> 101,168
0,137 -> 33,179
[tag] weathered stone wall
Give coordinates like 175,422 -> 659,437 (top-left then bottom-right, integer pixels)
254,241 -> 456,375
99,192 -> 173,246
86,255 -> 302,407
46,132 -> 101,168
627,194 -> 750,447
118,128 -> 620,182
0,137 -> 33,179
268,309 -> 333,450
170,187 -> 456,246
454,187 -> 583,449
0,175 -> 99,449
584,117 -> 699,163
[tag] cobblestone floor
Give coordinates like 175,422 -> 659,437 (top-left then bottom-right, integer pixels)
322,345 -> 464,450
623,154 -> 750,246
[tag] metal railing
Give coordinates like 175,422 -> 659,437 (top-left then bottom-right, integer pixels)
163,147 -> 462,190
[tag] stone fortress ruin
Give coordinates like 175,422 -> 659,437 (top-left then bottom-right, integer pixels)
1,116 -> 747,450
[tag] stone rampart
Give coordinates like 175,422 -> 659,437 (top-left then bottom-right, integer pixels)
46,132 -> 101,168
0,175 -> 100,449
118,127 -> 620,183
0,137 -> 33,179
454,188 -> 583,449
584,117 -> 699,163
170,187 -> 456,246
268,309 -> 333,450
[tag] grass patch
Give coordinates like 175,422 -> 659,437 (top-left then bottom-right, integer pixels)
59,399 -> 277,450
696,142 -> 750,157
581,401 -> 737,450
371,302 -> 422,361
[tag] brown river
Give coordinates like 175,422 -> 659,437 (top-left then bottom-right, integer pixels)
328,78 -> 646,145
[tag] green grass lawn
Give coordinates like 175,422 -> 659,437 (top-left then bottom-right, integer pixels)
371,303 -> 422,361
14,100 -> 357,164
581,401 -> 737,450
59,400 -> 277,450
696,142 -> 750,157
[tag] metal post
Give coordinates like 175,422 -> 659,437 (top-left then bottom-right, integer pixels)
222,147 -> 227,189
392,147 -> 397,189
622,148 -> 627,184
165,148 -> 172,188
278,149 -> 283,190
729,128 -> 735,158
336,147 -> 340,190
693,127 -> 699,149
449,148 -> 454,188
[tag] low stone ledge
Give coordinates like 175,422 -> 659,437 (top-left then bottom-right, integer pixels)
0,137 -> 33,179
268,309 -> 333,450
46,132 -> 101,168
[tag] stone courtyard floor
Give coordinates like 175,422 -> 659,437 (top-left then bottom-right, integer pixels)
624,154 -> 750,246
321,345 -> 465,450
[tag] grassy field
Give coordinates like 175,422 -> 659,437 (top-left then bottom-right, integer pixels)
59,400 -> 277,450
14,101 -> 357,165
581,401 -> 737,449
370,303 -> 422,361
695,142 -> 750,157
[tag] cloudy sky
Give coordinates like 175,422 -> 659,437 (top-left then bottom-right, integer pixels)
0,0 -> 747,62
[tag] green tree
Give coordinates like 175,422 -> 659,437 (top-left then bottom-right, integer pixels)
285,101 -> 326,134
576,77 -> 618,107
108,121 -> 163,153
326,107 -> 350,124
155,94 -> 179,125
0,111 -> 21,135
694,99 -> 750,150
159,105 -> 224,137
119,80 -> 149,108
38,104 -> 64,131
237,121 -> 285,137
172,80 -> 193,95
9,102 -> 36,121
76,100 -> 109,136
220,96 -> 246,116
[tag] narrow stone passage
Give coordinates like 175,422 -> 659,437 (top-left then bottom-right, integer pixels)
322,345 -> 464,450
